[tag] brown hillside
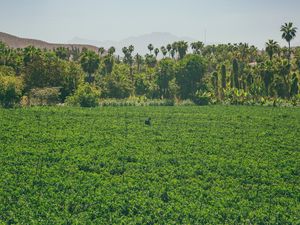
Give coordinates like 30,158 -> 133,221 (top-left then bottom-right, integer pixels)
0,32 -> 99,52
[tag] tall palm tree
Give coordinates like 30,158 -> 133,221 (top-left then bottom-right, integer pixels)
128,45 -> 134,54
108,46 -> 115,56
176,41 -> 188,60
148,44 -> 154,54
170,49 -> 175,59
123,45 -> 134,79
122,46 -> 128,56
171,42 -> 178,58
160,46 -> 167,58
191,41 -> 204,55
265,40 -> 280,61
135,53 -> 143,73
98,47 -> 105,56
281,22 -> 297,63
166,44 -> 172,57
80,50 -> 100,84
154,48 -> 159,58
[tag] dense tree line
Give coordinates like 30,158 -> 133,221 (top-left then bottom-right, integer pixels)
0,22 -> 299,107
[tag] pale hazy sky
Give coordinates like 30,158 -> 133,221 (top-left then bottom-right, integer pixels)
0,0 -> 300,48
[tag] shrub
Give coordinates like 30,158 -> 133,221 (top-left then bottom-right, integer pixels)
0,76 -> 23,108
193,91 -> 214,105
0,65 -> 16,77
66,83 -> 100,107
29,87 -> 60,106
176,99 -> 195,106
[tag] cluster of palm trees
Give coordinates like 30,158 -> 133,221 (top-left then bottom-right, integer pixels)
265,22 -> 297,62
76,22 -> 299,99
0,22 -> 299,106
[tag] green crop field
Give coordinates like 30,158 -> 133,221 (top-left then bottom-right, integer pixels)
0,106 -> 299,224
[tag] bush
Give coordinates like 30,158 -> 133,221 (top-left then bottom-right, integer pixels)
29,87 -> 60,106
66,83 -> 100,107
0,65 -> 16,77
0,76 -> 23,108
98,96 -> 176,107
223,88 -> 252,105
193,91 -> 214,105
176,99 -> 195,106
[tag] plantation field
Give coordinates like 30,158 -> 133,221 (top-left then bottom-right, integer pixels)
0,106 -> 300,224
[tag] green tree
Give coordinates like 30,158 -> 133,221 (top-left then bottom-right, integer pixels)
108,47 -> 116,56
145,54 -> 157,68
135,53 -> 143,73
103,55 -> 115,75
100,64 -> 134,98
23,46 -> 41,66
66,83 -> 99,107
156,58 -> 175,98
0,75 -> 23,108
265,40 -> 280,61
98,47 -> 105,56
281,22 -> 297,63
290,73 -> 299,96
176,54 -> 206,99
232,58 -> 239,89
211,71 -> 219,98
166,44 -> 172,57
154,48 -> 160,58
260,61 -> 275,96
122,45 -> 135,79
278,60 -> 291,98
80,50 -> 100,84
148,44 -> 154,54
55,47 -> 70,60
191,41 -> 204,55
221,64 -> 226,89
160,46 -> 168,58
176,41 -> 189,60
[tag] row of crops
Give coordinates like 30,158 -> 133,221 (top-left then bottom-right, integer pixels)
0,106 -> 299,224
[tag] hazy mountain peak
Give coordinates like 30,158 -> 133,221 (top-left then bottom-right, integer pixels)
69,32 -> 196,55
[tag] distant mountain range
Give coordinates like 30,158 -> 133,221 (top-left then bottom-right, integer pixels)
0,32 -> 99,52
68,32 -> 197,55
0,31 -> 197,56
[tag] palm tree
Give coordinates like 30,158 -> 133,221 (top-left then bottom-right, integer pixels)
122,46 -> 128,56
281,22 -> 297,63
80,50 -> 100,84
232,58 -> 239,89
265,40 -> 280,61
171,42 -> 178,58
160,46 -> 167,58
148,44 -> 154,54
166,44 -> 172,56
23,46 -> 41,66
170,49 -> 175,59
176,41 -> 188,59
135,53 -> 143,73
108,46 -> 115,56
98,47 -> 105,56
221,64 -> 226,89
260,61 -> 275,96
123,45 -> 134,79
55,47 -> 70,60
154,48 -> 159,58
128,45 -> 134,54
191,41 -> 204,55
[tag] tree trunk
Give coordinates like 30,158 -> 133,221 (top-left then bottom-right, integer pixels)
288,41 -> 291,65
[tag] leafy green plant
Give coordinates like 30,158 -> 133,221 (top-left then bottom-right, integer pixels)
66,83 -> 100,107
193,91 -> 214,105
0,75 -> 23,108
